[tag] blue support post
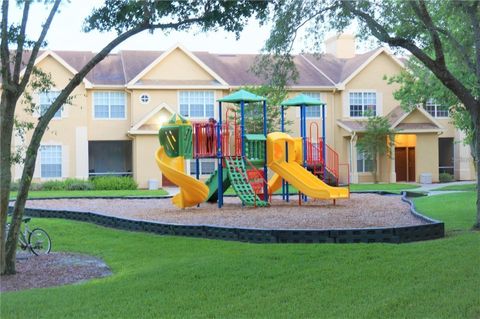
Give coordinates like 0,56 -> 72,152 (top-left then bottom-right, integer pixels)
217,101 -> 223,208
322,103 -> 327,182
262,100 -> 268,203
301,105 -> 308,202
240,100 -> 245,157
195,125 -> 200,207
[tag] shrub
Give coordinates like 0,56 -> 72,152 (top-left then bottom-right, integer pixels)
439,172 -> 455,183
29,183 -> 44,191
64,178 -> 94,190
42,180 -> 65,191
91,176 -> 137,190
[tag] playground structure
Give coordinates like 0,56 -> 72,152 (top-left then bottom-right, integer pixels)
155,89 -> 349,209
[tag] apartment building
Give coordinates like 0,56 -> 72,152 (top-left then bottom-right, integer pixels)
10,34 -> 475,188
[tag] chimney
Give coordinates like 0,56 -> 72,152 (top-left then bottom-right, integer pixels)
325,34 -> 356,59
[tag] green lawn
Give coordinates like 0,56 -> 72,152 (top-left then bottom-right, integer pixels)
434,183 -> 477,192
9,189 -> 169,200
2,192 -> 479,318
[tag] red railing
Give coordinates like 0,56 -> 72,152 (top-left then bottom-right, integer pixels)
192,108 -> 242,158
306,122 -> 340,184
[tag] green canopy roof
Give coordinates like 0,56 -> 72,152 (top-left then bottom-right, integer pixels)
280,94 -> 325,107
217,89 -> 266,103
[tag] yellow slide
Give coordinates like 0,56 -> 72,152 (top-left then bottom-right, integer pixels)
267,132 -> 349,200
155,147 -> 209,208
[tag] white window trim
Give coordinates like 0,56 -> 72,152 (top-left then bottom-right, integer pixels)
424,100 -> 449,119
177,90 -> 216,120
139,93 -> 150,105
356,148 -> 375,173
39,143 -> 63,180
187,158 -> 217,177
37,89 -> 65,120
348,90 -> 378,119
92,91 -> 127,120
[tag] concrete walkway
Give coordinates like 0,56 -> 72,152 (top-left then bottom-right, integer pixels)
412,181 -> 476,196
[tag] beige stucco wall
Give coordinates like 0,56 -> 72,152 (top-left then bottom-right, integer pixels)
132,135 -> 163,188
416,133 -> 440,182
13,55 -> 89,181
142,48 -> 214,81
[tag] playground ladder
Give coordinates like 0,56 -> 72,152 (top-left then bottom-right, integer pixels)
224,156 -> 268,207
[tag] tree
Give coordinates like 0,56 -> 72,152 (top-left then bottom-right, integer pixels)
263,0 -> 480,229
356,115 -> 396,184
0,0 -> 270,275
238,85 -> 292,134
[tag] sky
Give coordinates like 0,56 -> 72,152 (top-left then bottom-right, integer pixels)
8,0 -> 376,54
8,0 -> 279,54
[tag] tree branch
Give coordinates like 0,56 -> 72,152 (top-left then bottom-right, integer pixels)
463,1 -> 480,80
0,0 -> 11,90
18,0 -> 61,96
341,1 -> 479,112
12,0 -> 31,85
435,26 -> 476,75
409,0 -> 445,65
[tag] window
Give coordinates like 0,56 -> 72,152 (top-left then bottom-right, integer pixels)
190,159 -> 216,176
349,92 -> 376,117
357,149 -> 373,173
40,145 -> 62,178
424,99 -> 449,118
179,91 -> 214,118
139,93 -> 150,104
39,91 -> 62,118
303,92 -> 326,118
93,92 -> 126,119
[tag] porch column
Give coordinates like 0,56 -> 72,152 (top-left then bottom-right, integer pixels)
350,134 -> 358,183
389,142 -> 396,183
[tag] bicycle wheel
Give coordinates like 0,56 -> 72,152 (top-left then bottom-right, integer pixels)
28,228 -> 51,255
5,223 -> 27,252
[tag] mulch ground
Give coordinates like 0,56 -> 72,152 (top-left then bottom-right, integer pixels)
1,252 -> 111,292
23,193 -> 427,229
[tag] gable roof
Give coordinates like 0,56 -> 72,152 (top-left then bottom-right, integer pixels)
337,105 -> 443,133
7,44 -> 404,90
128,102 -> 175,135
126,44 -> 229,87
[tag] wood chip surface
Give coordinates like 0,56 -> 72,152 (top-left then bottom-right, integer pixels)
23,194 -> 427,230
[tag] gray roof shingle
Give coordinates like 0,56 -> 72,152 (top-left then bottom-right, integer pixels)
6,46 -> 392,88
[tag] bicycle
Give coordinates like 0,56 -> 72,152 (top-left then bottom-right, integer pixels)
6,217 -> 51,256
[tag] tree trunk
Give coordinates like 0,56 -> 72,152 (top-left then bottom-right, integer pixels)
0,93 -> 16,275
475,111 -> 480,230
4,120 -> 46,274
469,103 -> 480,230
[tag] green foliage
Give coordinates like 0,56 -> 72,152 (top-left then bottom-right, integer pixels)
41,180 -> 67,191
235,85 -> 291,134
356,114 -> 396,183
90,176 -> 138,190
439,172 -> 455,183
1,192 -> 479,317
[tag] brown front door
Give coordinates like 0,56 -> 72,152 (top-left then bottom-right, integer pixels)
408,147 -> 415,182
395,147 -> 415,182
395,148 -> 407,181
